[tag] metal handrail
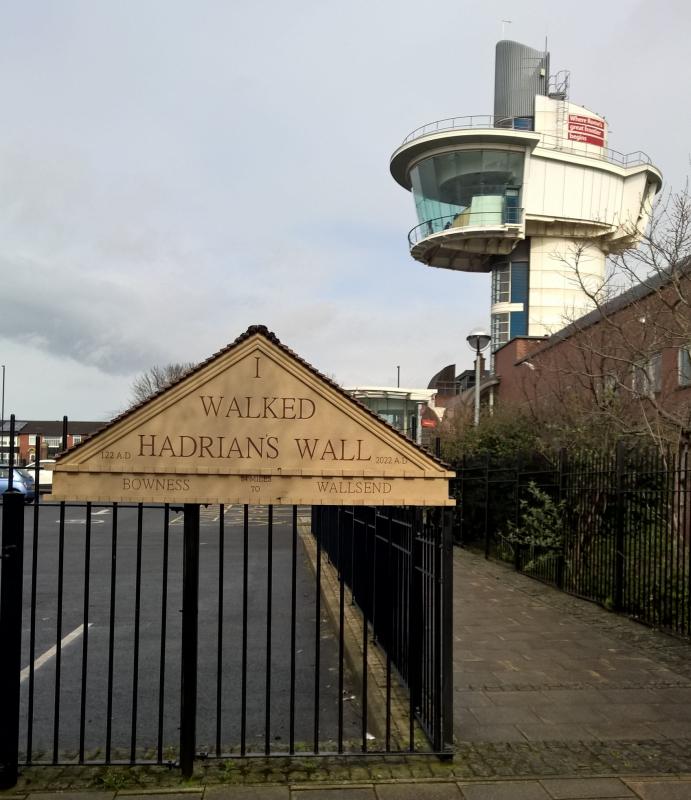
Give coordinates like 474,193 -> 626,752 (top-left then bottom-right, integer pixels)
536,132 -> 652,167
408,208 -> 524,247
401,115 -> 514,144
400,115 -> 653,169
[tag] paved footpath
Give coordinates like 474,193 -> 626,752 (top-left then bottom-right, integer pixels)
5,549 -> 691,798
454,548 -> 691,775
5,775 -> 691,798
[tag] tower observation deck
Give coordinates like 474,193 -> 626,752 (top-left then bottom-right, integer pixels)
390,40 -> 662,350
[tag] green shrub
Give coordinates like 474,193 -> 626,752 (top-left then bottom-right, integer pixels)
505,482 -> 565,551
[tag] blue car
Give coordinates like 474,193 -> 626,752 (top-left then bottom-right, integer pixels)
0,466 -> 36,503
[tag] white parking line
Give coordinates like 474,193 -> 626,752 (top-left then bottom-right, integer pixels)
20,623 -> 93,684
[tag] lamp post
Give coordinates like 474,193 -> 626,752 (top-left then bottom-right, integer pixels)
1,364 -> 5,461
466,329 -> 491,426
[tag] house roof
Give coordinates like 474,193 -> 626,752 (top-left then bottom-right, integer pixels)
517,260 -> 691,363
19,420 -> 106,437
0,420 -> 27,434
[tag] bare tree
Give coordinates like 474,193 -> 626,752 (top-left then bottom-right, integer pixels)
523,186 -> 691,453
130,362 -> 196,406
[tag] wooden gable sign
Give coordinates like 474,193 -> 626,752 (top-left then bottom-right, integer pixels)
50,326 -> 454,506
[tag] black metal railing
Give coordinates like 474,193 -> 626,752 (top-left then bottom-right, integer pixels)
454,444 -> 691,637
0,416 -> 454,787
409,207 -> 523,247
311,505 -> 453,754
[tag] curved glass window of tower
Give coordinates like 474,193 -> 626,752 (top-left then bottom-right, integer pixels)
410,150 -> 524,235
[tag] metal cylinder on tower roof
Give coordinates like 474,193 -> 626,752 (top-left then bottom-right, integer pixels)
493,40 -> 549,124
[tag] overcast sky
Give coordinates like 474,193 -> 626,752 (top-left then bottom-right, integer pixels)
1,0 -> 689,420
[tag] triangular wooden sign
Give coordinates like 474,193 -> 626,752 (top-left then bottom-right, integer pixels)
50,326 -> 454,506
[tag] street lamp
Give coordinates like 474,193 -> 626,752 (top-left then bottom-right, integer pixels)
1,365 -> 5,461
466,329 -> 491,426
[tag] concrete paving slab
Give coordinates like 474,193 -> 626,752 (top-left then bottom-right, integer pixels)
117,796 -> 202,800
593,705 -> 667,723
540,777 -> 635,798
454,690 -> 494,708
656,704 -> 691,720
455,722 -> 528,742
531,705 -> 608,725
468,707 -> 542,725
375,783 -> 463,799
648,720 -> 691,737
205,788 -> 289,799
623,779 -> 691,799
583,723 -> 666,741
516,723 -> 593,741
481,691 -> 547,707
458,782 -> 551,799
292,790 -> 375,800
26,795 -> 115,800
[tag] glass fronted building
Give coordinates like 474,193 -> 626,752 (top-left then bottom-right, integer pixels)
346,387 -> 436,445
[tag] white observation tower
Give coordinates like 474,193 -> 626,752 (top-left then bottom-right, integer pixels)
390,40 -> 662,351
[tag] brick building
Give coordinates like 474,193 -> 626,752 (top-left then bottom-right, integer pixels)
491,263 -> 691,444
0,420 -> 106,464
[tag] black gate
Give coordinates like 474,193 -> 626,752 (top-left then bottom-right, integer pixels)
0,419 -> 453,787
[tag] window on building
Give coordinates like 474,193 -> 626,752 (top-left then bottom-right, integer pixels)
598,373 -> 619,407
409,149 -> 525,233
72,435 -> 82,444
492,264 -> 510,304
679,345 -> 691,387
649,352 -> 662,394
633,353 -> 662,397
491,313 -> 510,350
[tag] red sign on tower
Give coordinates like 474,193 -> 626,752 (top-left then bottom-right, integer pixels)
567,114 -> 605,147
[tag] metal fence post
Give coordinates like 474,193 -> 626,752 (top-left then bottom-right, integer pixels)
441,507 -> 454,757
556,448 -> 568,590
457,453 -> 466,546
408,509 -> 423,746
180,504 -> 200,778
613,441 -> 626,612
483,454 -> 491,559
0,490 -> 25,788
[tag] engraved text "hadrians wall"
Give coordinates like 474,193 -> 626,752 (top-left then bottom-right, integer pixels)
134,394 -> 373,462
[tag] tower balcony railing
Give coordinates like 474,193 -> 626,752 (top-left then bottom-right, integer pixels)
399,115 -> 653,169
536,132 -> 652,168
408,208 -> 524,248
401,115 -> 523,143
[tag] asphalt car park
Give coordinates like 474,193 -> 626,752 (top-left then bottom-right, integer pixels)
9,503 -> 361,761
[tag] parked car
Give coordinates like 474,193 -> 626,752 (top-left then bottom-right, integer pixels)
25,459 -> 56,491
0,466 -> 36,503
